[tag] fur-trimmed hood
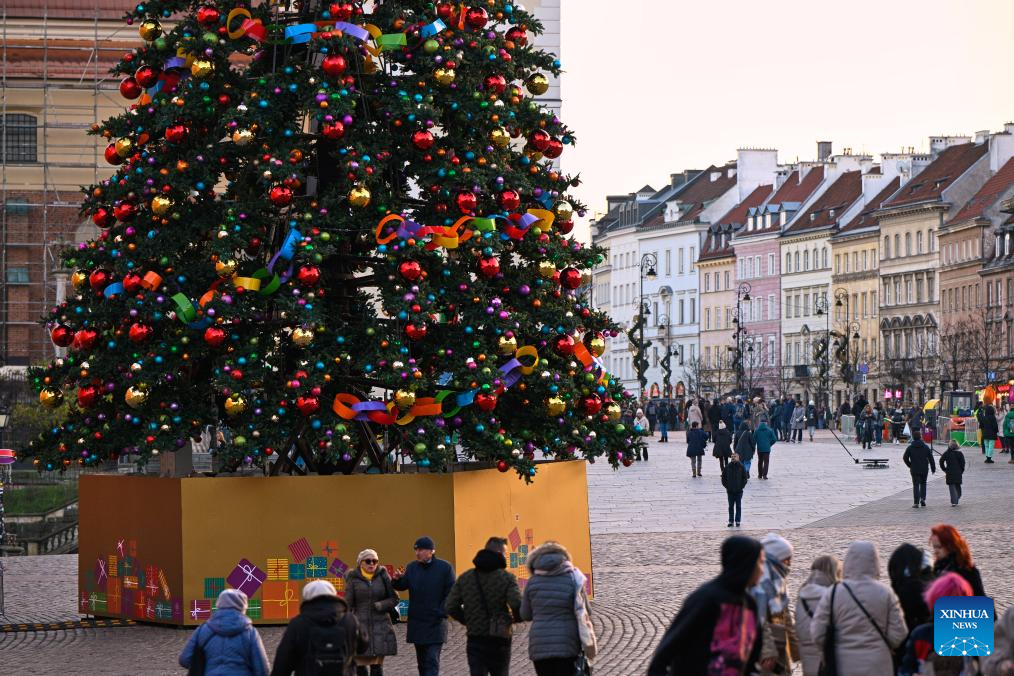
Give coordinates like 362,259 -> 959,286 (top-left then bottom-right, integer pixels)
527,542 -> 571,574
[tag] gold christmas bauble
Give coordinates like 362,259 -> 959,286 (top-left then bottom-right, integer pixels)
190,59 -> 214,78
231,129 -> 254,145
124,385 -> 149,408
348,185 -> 371,208
606,403 -> 622,421
71,270 -> 88,288
215,259 -> 238,277
39,387 -> 63,409
394,389 -> 416,409
552,200 -> 574,222
291,327 -> 314,346
139,20 -> 162,41
150,196 -> 172,215
587,334 -> 606,357
498,335 -> 518,355
489,127 -> 510,149
526,73 -> 549,95
115,137 -> 134,157
546,396 -> 566,416
224,393 -> 246,416
538,261 -> 556,278
434,68 -> 456,86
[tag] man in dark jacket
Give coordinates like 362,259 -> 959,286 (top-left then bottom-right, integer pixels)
271,580 -> 367,676
648,536 -> 764,675
903,437 -> 936,508
940,440 -> 966,506
392,536 -> 456,676
687,421 -> 708,478
722,453 -> 749,527
445,537 -> 522,676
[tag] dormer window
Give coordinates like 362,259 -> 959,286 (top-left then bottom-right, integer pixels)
1006,233 -> 1011,256
810,213 -> 816,222
829,209 -> 835,219
765,213 -> 772,228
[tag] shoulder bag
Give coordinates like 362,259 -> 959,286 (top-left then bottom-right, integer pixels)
474,572 -> 512,639
818,584 -> 838,676
841,583 -> 899,671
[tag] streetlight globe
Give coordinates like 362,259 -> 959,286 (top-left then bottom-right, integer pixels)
646,267 -> 657,280
742,292 -> 751,301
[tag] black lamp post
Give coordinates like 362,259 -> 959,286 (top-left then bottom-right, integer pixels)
636,253 -> 658,396
732,283 -> 752,394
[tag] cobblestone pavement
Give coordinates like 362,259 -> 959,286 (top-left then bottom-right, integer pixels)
2,432 -> 1011,675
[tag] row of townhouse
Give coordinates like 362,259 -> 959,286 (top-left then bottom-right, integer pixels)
590,123 -> 1014,409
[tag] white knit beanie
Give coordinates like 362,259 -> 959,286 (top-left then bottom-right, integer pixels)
761,532 -> 794,562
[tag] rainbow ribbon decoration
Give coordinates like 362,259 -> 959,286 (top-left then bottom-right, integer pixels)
375,210 -> 554,250
332,346 -> 538,426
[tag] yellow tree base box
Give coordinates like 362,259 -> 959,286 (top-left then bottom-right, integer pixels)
78,460 -> 592,626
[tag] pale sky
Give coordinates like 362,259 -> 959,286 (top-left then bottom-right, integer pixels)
559,0 -> 1014,241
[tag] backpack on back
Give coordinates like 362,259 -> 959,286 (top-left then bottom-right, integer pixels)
304,617 -> 351,676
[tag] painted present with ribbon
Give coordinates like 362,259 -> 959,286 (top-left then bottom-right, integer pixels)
261,580 -> 300,620
305,556 -> 327,578
508,527 -> 522,551
267,558 -> 289,581
288,563 -> 305,581
132,591 -> 147,619
123,575 -> 140,590
158,568 -> 171,600
79,590 -> 91,613
88,592 -> 107,614
94,557 -> 109,590
155,600 -> 173,620
118,555 -> 137,578
325,577 -> 345,595
328,558 -> 349,577
172,598 -> 183,621
288,537 -> 313,563
321,540 -> 338,558
190,599 -> 211,621
107,581 -> 123,614
246,598 -> 262,620
145,570 -> 160,597
226,558 -> 266,597
145,597 -> 156,620
204,577 -> 225,599
107,554 -> 118,578
123,590 -> 137,618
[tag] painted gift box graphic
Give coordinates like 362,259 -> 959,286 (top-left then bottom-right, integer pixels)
227,559 -> 266,597
262,580 -> 301,620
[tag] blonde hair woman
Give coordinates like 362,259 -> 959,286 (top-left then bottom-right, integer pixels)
344,548 -> 400,676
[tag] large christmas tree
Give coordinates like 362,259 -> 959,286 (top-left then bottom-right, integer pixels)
27,0 -> 642,478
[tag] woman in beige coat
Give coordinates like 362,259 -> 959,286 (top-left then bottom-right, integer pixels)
795,555 -> 842,676
810,541 -> 908,676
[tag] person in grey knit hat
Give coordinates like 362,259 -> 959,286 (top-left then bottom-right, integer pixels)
179,588 -> 270,676
751,533 -> 799,675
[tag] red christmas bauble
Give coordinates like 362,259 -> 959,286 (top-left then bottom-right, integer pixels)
92,207 -> 115,228
165,124 -> 189,144
404,323 -> 427,341
465,6 -> 488,28
496,459 -> 510,472
560,267 -> 582,289
498,189 -> 520,211
435,2 -> 454,19
297,265 -> 320,286
128,322 -> 152,343
580,395 -> 602,416
621,457 -> 633,467
411,129 -> 434,150
321,121 -> 345,140
134,66 -> 160,88
552,334 -> 575,355
505,27 -> 528,46
477,257 -> 500,279
203,326 -> 227,347
398,260 -> 423,281
483,74 -> 507,95
556,219 -> 574,235
321,55 -> 347,77
104,144 -> 124,165
73,329 -> 98,351
50,325 -> 74,347
77,385 -> 99,409
329,2 -> 353,20
529,129 -> 551,152
89,269 -> 112,291
269,186 -> 293,207
296,396 -> 320,416
113,202 -> 137,221
543,138 -> 564,159
455,191 -> 477,213
123,273 -> 143,293
196,6 -> 221,26
475,392 -> 498,412
119,77 -> 142,99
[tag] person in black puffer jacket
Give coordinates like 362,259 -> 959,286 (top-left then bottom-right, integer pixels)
446,537 -> 522,676
734,422 -> 756,475
712,420 -> 734,472
722,453 -> 749,527
271,580 -> 367,676
903,437 -> 936,508
344,549 -> 400,676
887,542 -> 932,663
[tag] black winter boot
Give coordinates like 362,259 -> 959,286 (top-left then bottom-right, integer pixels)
356,667 -> 369,676
370,666 -> 384,676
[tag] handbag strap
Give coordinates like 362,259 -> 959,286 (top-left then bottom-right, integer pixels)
841,583 -> 891,650
799,596 -> 813,619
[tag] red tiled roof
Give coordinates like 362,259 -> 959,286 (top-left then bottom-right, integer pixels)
670,164 -> 738,223
784,171 -> 862,233
714,185 -> 773,227
949,157 -> 1014,225
838,177 -> 901,234
884,142 -> 988,208
769,167 -> 825,205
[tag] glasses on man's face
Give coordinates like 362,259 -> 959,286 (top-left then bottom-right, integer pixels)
363,559 -> 378,565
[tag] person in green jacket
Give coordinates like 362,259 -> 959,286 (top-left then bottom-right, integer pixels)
1003,404 -> 1014,463
754,420 -> 778,480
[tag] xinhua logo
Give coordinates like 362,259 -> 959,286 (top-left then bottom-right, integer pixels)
933,596 -> 994,657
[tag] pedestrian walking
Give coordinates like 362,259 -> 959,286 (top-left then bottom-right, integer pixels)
708,398 -> 723,439
657,400 -> 670,443
687,421 -> 708,478
735,421 -> 756,475
903,435 -> 936,508
752,533 -> 799,675
633,408 -> 650,435
271,580 -> 367,676
344,549 -> 400,676
391,536 -> 456,676
790,400 -> 805,443
806,400 -> 817,442
648,536 -> 765,676
858,404 -> 876,449
519,542 -> 596,676
780,397 -> 794,441
713,420 -> 733,472
908,404 -> 923,443
753,420 -> 777,480
687,399 -> 703,429
771,400 -> 783,439
898,573 -> 977,676
983,606 -> 1014,675
939,440 -> 966,506
734,397 -> 747,430
810,541 -> 908,676
180,589 -> 270,676
983,404 -> 999,463
646,399 -> 658,436
722,452 -> 748,527
445,537 -> 522,676
795,555 -> 842,676
887,544 -> 932,642
721,397 -> 736,431
750,397 -> 769,429
1003,404 -> 1014,462
929,524 -> 986,596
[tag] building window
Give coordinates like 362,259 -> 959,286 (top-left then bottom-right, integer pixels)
705,308 -> 711,330
768,337 -> 776,366
768,294 -> 775,320
6,266 -> 28,284
714,271 -> 721,291
1,113 -> 38,163
724,271 -> 730,289
690,247 -> 696,271
768,253 -> 775,275
804,250 -> 810,270
689,297 -> 696,323
884,236 -> 890,258
679,299 -> 685,324
906,233 -> 912,256
794,251 -> 800,271
785,252 -> 792,273
862,250 -> 868,271
678,248 -> 685,274
917,231 -> 924,254
835,254 -> 840,274
822,248 -> 827,269
894,234 -> 900,257
704,274 -> 711,292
